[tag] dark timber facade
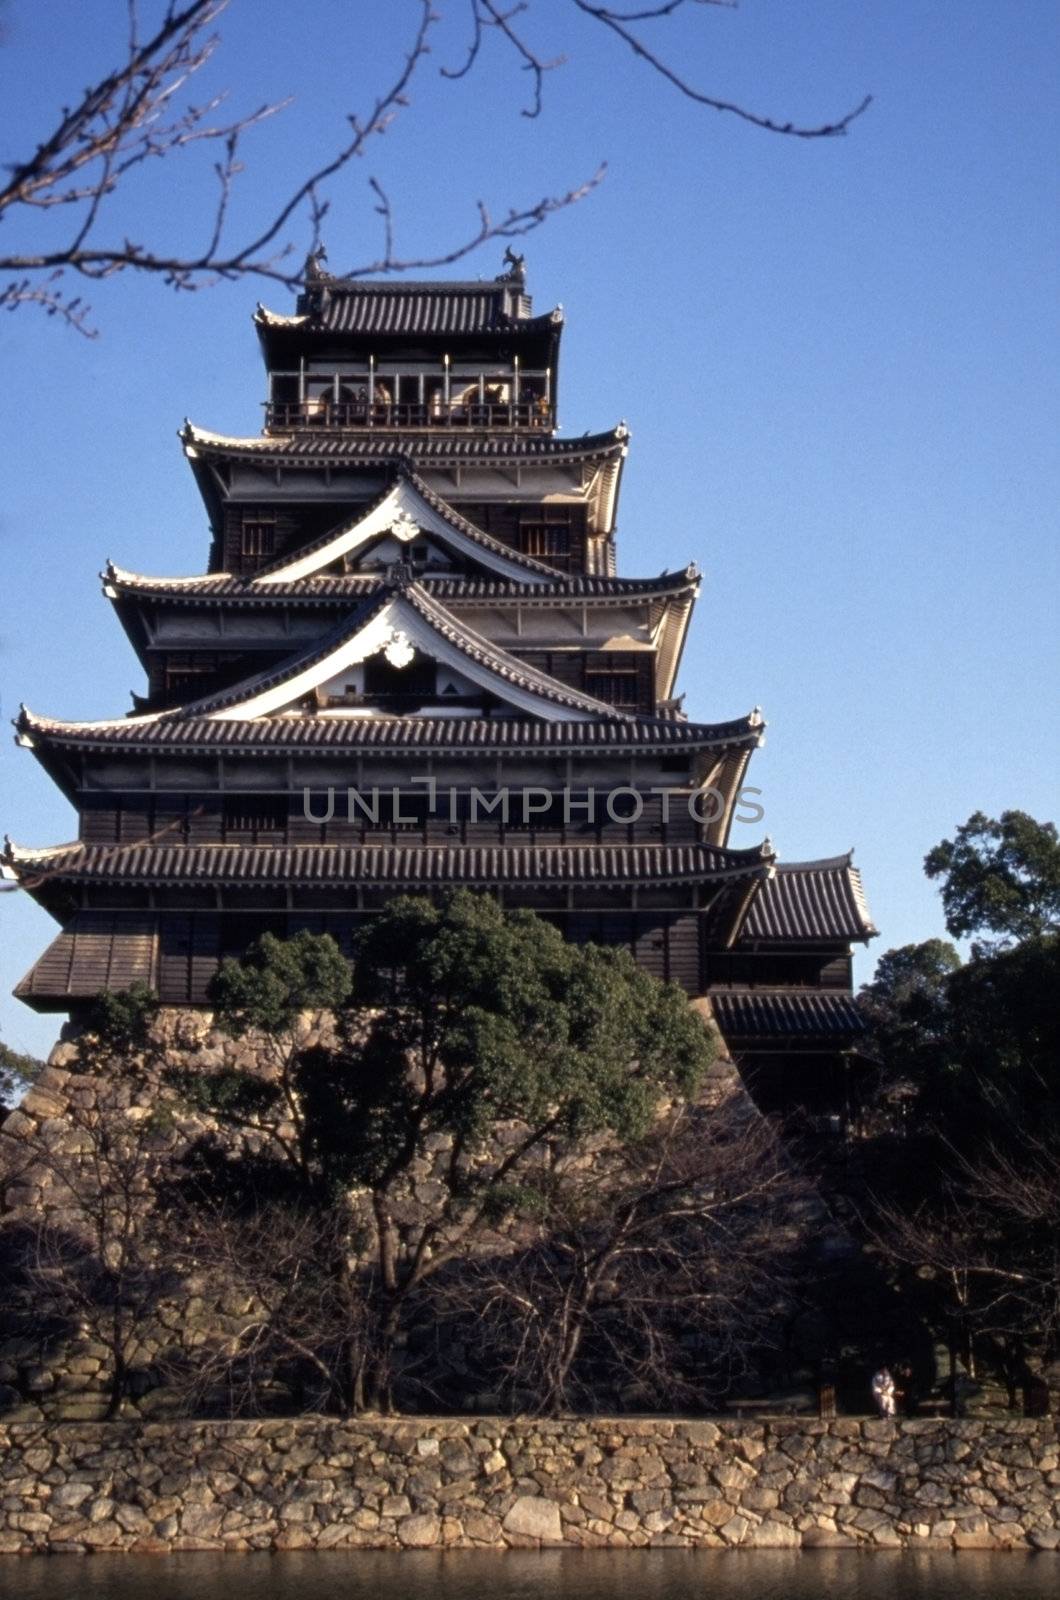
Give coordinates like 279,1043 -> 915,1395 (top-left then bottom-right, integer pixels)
5,256 -> 876,1119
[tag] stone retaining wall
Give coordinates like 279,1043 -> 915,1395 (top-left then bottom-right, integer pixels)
1,1012 -> 764,1424
0,1416 -> 1057,1554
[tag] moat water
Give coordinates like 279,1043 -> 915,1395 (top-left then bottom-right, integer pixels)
0,1550 -> 1056,1599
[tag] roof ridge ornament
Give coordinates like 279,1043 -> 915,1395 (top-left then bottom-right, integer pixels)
501,246 -> 526,285
304,243 -> 330,282
302,243 -> 333,322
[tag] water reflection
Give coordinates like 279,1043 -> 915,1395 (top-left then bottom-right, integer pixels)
0,1550 -> 1056,1600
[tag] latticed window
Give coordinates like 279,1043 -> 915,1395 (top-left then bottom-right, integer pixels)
521,523 -> 570,558
586,652 -> 643,710
241,520 -> 276,558
520,507 -> 572,562
223,795 -> 288,836
164,653 -> 218,694
586,674 -> 638,708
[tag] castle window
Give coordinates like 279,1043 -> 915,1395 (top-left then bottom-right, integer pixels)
164,653 -> 218,694
586,651 -> 642,710
585,671 -> 639,709
223,795 -> 287,836
521,520 -> 570,559
241,520 -> 276,558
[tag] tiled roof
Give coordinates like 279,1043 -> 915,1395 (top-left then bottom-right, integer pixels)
104,568 -> 699,607
18,710 -> 762,754
7,840 -> 772,889
433,572 -> 698,602
14,912 -> 159,1003
182,422 -> 627,465
159,581 -> 625,721
256,274 -> 560,338
739,856 -> 877,943
711,990 -> 866,1040
106,569 -> 380,602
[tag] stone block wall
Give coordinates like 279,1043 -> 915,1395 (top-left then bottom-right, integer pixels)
0,1010 -> 757,1422
0,1416 -> 1057,1554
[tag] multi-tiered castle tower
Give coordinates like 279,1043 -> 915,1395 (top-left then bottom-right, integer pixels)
5,254 -> 875,1118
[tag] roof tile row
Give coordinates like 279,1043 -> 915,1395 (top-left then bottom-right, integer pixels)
20,711 -> 760,753
10,841 -> 771,888
184,424 -> 626,464
741,858 -> 876,942
107,571 -> 697,605
711,989 -> 865,1039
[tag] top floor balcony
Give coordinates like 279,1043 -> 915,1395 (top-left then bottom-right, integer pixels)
264,361 -> 553,434
265,397 -> 553,432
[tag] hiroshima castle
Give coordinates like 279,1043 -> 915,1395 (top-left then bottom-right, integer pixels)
5,253 -> 876,1118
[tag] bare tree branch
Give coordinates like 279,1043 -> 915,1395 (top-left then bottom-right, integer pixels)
0,0 -> 869,334
441,1 -> 567,119
571,0 -> 872,138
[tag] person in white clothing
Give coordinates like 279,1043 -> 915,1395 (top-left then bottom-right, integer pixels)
871,1366 -> 896,1417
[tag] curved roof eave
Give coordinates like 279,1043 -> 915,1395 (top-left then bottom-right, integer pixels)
180,420 -> 628,465
16,707 -> 765,755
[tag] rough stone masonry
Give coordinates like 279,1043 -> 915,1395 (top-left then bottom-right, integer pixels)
0,1416 -> 1057,1554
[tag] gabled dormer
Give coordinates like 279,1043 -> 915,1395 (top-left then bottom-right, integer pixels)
158,576 -> 624,724
251,469 -> 556,585
254,251 -> 563,436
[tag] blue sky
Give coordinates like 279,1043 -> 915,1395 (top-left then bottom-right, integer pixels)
1,0 -> 1058,1057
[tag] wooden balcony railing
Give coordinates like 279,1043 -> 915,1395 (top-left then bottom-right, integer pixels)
265,400 -> 553,432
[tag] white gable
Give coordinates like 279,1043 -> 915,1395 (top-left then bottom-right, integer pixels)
207,594 -> 596,722
253,478 -> 551,586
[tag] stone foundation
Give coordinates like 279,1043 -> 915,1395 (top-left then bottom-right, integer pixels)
0,1416 -> 1057,1554
0,1010 -> 762,1423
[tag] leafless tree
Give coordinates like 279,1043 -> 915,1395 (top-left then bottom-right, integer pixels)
161,1194 -> 376,1416
867,1137 -> 1060,1404
425,1098 -> 810,1413
0,1076 -> 182,1416
0,0 -> 870,332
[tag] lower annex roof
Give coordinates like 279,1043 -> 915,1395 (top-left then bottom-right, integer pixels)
711,990 -> 866,1041
738,855 -> 876,944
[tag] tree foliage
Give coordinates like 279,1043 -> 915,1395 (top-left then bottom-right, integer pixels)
185,892 -> 717,1408
861,811 -> 1060,1136
857,939 -> 961,1105
209,928 -> 353,1048
0,1039 -> 44,1116
853,809 -> 1060,1399
924,809 -> 1060,951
